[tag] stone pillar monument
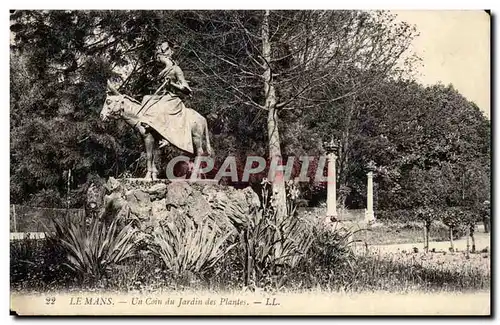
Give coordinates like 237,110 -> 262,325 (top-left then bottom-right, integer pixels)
324,138 -> 339,221
365,161 -> 376,224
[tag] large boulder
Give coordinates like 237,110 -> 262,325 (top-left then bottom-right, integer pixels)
147,183 -> 168,200
164,182 -> 193,208
125,189 -> 151,221
99,178 -> 261,233
200,185 -> 260,228
187,190 -> 211,223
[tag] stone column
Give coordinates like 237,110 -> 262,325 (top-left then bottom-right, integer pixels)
323,138 -> 339,221
327,151 -> 337,220
365,170 -> 375,223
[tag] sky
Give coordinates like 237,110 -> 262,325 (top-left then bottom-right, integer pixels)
392,10 -> 490,119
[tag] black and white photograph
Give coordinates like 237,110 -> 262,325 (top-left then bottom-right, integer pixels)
8,8 -> 491,316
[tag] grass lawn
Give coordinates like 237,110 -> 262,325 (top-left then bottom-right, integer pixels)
350,221 -> 486,246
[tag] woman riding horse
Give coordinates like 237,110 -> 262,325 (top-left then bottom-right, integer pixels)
150,41 -> 194,149
105,41 -> 210,180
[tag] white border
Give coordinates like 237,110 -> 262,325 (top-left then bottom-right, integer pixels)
2,1 -> 497,324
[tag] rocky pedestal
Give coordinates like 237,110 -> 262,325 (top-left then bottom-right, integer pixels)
99,178 -> 260,234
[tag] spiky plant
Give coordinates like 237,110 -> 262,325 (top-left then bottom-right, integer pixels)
47,214 -> 138,282
232,180 -> 314,288
149,218 -> 235,279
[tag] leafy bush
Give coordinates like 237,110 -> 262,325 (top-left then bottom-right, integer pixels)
287,222 -> 360,291
308,224 -> 358,268
47,214 -> 138,283
376,209 -> 418,223
375,209 -> 467,244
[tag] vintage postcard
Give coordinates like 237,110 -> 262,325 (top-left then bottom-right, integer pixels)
9,9 -> 491,316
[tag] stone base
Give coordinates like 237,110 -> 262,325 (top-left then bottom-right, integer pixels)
121,178 -> 220,184
170,179 -> 220,185
101,176 -> 259,233
364,210 -> 376,224
121,178 -> 165,182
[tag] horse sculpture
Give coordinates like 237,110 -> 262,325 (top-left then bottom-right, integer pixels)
99,94 -> 212,180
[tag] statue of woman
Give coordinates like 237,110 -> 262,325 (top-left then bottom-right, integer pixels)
101,41 -> 212,181
153,41 -> 193,148
157,41 -> 193,96
137,41 -> 196,155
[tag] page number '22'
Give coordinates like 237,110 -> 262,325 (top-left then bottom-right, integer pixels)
45,297 -> 56,305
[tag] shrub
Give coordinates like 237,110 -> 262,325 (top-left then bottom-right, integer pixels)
376,209 -> 417,223
288,222 -> 360,291
231,180 -> 314,289
148,218 -> 236,281
238,208 -> 314,289
47,213 -> 138,283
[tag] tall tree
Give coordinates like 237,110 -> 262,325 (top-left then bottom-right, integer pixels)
158,10 -> 418,216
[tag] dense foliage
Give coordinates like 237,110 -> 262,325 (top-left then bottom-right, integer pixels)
10,10 -> 490,218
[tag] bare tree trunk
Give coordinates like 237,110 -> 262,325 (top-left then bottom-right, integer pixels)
423,221 -> 429,253
483,215 -> 490,233
262,9 -> 287,219
426,229 -> 429,253
241,230 -> 250,287
470,225 -> 476,253
424,221 -> 429,253
302,12 -> 310,66
338,100 -> 354,206
466,225 -> 470,259
449,227 -> 454,252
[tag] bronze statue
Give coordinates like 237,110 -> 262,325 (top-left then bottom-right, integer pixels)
100,41 -> 212,181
